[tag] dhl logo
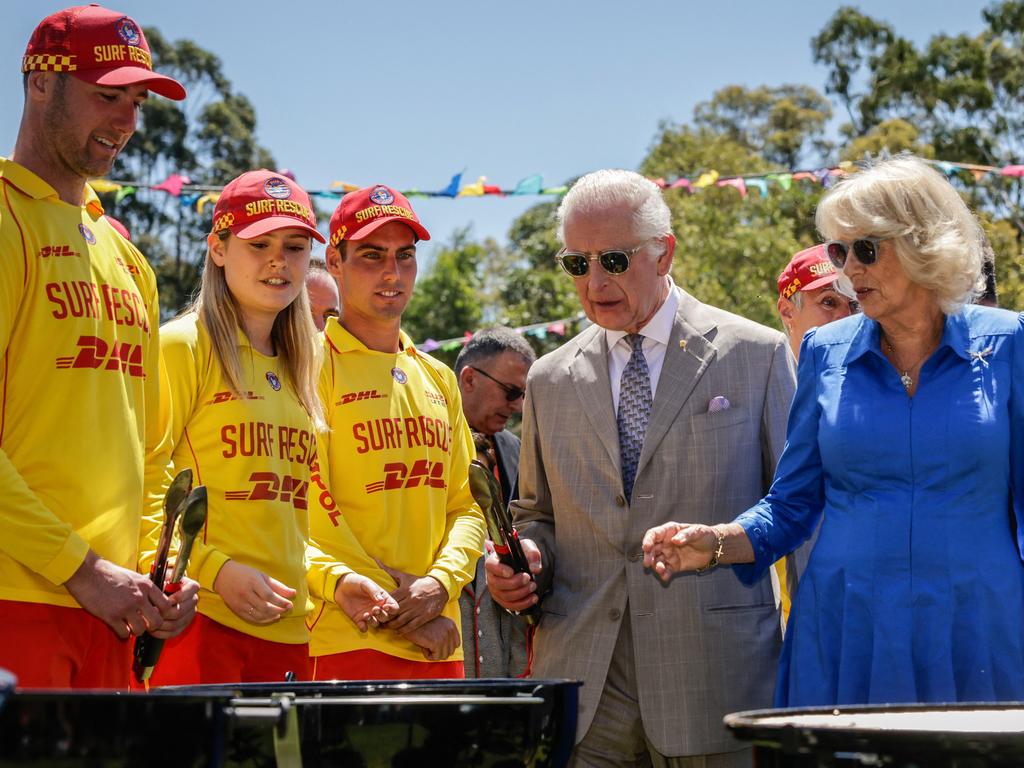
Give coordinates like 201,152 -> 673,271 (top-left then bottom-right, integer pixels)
55,335 -> 144,378
365,460 -> 446,494
225,471 -> 309,510
114,255 -> 141,275
207,390 -> 264,405
336,389 -> 386,406
39,244 -> 80,258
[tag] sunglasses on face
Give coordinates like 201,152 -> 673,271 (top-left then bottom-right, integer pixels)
555,239 -> 654,278
824,237 -> 883,269
468,366 -> 525,402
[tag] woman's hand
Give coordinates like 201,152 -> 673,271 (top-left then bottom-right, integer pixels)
400,616 -> 461,661
213,560 -> 295,624
335,572 -> 400,632
642,523 -> 719,581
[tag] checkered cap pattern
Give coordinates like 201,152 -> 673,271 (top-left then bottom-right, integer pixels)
22,54 -> 77,73
616,333 -> 652,501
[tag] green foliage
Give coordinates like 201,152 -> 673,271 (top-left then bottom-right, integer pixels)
403,228 -> 489,346
100,27 -> 276,317
813,1 -> 1024,308
693,85 -> 833,168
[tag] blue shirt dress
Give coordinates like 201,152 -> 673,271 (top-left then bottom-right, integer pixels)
734,305 -> 1024,707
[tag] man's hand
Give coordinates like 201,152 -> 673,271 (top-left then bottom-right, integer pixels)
147,576 -> 200,640
213,560 -> 295,624
64,550 -> 173,639
484,538 -> 542,612
400,615 -> 460,661
641,522 -> 717,580
379,563 -> 447,634
335,572 -> 400,632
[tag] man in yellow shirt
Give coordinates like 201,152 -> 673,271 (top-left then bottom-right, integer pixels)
0,5 -> 197,688
308,185 -> 484,679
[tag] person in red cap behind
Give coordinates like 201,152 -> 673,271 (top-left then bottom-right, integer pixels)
776,245 -> 857,361
139,171 -> 400,685
306,185 -> 484,680
0,6 -> 194,689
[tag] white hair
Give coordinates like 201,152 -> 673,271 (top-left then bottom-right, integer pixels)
815,156 -> 985,313
556,169 -> 672,243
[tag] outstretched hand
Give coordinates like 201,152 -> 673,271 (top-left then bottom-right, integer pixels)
642,522 -> 718,581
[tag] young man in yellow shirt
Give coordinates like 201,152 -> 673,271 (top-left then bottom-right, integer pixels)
308,185 -> 484,679
0,5 -> 198,688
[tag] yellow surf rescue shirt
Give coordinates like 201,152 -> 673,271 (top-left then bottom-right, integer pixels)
307,320 -> 484,661
0,158 -> 159,605
142,314 -> 315,643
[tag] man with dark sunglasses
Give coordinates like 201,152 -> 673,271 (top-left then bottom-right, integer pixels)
486,169 -> 796,766
454,327 -> 536,678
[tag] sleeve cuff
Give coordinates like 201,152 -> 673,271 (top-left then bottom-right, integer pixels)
732,512 -> 773,586
43,533 -> 91,586
194,549 -> 231,591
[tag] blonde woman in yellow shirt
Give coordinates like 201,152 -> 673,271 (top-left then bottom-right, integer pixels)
143,170 -> 395,684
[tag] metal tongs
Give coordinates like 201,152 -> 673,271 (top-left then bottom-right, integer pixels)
468,443 -> 540,626
132,470 -> 208,684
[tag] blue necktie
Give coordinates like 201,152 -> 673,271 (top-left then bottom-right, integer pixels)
617,333 -> 652,501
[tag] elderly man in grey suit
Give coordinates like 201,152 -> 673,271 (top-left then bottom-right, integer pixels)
486,169 -> 797,767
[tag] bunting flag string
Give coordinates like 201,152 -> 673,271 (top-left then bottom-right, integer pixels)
417,313 -> 588,353
88,158 -> 1024,215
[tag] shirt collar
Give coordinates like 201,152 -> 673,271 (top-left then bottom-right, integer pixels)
0,157 -> 104,218
324,316 -> 416,356
844,310 -> 974,366
605,278 -> 679,350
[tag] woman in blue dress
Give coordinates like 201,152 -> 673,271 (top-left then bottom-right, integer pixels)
642,155 -> 1024,707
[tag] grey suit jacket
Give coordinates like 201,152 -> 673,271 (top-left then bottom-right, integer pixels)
511,290 -> 797,756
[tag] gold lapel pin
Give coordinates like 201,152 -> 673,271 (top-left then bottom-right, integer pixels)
679,340 -> 687,349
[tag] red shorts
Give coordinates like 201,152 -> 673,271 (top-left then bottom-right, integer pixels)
312,649 -> 464,681
0,600 -> 130,689
146,614 -> 310,686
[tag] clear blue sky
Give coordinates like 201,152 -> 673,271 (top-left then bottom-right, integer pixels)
2,1 -> 989,266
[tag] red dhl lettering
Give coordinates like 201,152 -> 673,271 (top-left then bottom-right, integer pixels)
207,390 -> 263,405
365,460 -> 446,494
55,335 -> 145,378
39,244 -> 79,258
337,389 -> 386,405
224,471 -> 309,511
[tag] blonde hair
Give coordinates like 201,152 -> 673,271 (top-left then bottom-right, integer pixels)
815,155 -> 985,313
189,230 -> 326,431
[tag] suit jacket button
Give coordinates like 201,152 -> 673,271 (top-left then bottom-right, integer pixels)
608,608 -> 622,621
614,494 -> 626,507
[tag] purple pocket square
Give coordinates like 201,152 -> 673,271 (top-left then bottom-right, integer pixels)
707,395 -> 731,413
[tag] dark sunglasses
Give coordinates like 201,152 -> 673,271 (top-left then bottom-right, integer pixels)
824,237 -> 883,269
468,366 -> 525,402
555,239 -> 654,278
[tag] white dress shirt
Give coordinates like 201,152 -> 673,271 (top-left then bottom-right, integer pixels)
607,281 -> 680,413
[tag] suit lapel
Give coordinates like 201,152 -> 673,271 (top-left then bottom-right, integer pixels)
570,328 -> 621,472
635,295 -> 717,479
